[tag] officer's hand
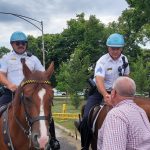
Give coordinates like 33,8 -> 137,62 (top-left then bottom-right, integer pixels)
7,83 -> 17,92
104,94 -> 112,106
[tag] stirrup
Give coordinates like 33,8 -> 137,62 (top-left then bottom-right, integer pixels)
74,120 -> 81,131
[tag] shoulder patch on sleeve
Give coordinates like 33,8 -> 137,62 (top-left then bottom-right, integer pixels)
96,67 -> 103,73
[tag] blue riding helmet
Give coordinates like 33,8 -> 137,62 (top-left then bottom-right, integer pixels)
10,31 -> 28,43
106,33 -> 125,47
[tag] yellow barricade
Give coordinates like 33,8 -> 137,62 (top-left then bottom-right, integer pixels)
53,113 -> 80,119
62,104 -> 67,113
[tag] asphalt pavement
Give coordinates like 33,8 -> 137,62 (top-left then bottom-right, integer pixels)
55,123 -> 81,150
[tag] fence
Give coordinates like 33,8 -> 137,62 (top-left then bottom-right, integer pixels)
53,113 -> 80,119
52,103 -> 80,119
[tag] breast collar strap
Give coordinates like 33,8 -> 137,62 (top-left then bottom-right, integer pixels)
2,105 -> 14,150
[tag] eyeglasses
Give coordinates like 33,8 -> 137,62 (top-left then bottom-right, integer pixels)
14,41 -> 27,46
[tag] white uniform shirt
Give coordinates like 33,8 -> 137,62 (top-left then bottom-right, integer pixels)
94,53 -> 130,90
0,51 -> 45,86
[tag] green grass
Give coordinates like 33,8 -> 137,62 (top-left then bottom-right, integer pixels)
52,96 -> 86,132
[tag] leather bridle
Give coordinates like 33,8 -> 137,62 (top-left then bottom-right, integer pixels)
16,79 -> 52,135
3,79 -> 52,150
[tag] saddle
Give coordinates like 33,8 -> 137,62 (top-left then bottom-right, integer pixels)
88,105 -> 102,130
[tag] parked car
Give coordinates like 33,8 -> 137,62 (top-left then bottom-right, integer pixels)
53,89 -> 66,96
77,92 -> 84,96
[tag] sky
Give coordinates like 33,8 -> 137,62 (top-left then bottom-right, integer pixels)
0,0 -> 129,49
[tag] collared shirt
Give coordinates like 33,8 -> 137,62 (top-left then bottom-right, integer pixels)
0,51 -> 45,86
97,100 -> 150,150
94,53 -> 130,90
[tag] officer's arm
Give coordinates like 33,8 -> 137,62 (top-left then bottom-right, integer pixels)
0,72 -> 11,87
0,72 -> 17,91
96,76 -> 111,105
96,76 -> 108,97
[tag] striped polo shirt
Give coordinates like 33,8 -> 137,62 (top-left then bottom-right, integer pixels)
97,100 -> 150,150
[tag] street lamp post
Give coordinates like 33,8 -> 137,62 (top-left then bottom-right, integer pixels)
0,12 -> 45,68
41,21 -> 45,68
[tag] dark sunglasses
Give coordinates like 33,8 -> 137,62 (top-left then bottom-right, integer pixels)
110,47 -> 122,50
14,41 -> 27,46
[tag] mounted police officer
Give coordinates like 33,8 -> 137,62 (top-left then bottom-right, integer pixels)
75,33 -> 130,150
0,31 -> 60,150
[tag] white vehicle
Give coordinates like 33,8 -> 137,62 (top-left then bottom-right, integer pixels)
53,88 -> 66,96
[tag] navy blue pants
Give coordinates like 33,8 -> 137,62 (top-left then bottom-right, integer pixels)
0,89 -> 13,106
83,90 -> 103,118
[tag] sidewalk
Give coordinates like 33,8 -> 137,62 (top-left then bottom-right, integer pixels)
55,122 -> 81,141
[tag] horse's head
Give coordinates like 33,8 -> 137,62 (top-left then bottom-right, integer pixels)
14,60 -> 54,149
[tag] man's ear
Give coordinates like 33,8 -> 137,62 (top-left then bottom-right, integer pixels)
111,90 -> 116,99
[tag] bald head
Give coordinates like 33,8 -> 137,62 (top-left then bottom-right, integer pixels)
113,77 -> 136,97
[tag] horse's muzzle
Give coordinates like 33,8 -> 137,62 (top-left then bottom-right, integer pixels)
32,132 -> 40,149
32,132 -> 49,150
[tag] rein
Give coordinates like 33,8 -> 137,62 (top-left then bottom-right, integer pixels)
3,79 -> 52,150
2,105 -> 14,150
16,79 -> 52,134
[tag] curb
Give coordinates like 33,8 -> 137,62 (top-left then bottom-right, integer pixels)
55,122 -> 81,141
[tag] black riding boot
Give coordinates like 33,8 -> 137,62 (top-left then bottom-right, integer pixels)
46,118 -> 60,150
79,117 -> 93,150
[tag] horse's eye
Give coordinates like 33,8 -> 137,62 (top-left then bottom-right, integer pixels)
24,96 -> 32,104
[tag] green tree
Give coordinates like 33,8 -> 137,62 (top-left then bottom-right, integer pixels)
105,0 -> 150,63
27,11 -> 150,92
131,57 -> 149,96
0,47 -> 10,58
28,35 -> 42,62
27,13 -> 107,73
57,48 -> 90,108
56,62 -> 70,94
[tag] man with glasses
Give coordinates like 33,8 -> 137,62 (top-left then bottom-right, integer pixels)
0,31 -> 60,150
97,77 -> 150,150
74,33 -> 130,150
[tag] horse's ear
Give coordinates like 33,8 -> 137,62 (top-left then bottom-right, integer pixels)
45,61 -> 54,78
21,58 -> 32,78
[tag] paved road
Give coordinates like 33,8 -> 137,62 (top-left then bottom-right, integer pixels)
56,127 -> 81,150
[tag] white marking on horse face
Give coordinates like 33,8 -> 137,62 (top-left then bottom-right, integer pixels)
38,88 -> 49,148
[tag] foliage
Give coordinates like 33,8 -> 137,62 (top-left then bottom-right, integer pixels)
1,1 -> 150,96
56,48 -> 90,108
131,56 -> 149,95
0,47 -> 10,58
107,0 -> 150,62
56,62 -> 70,93
70,93 -> 81,109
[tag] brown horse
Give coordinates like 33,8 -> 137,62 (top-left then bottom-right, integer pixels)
0,60 -> 54,150
91,96 -> 150,150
